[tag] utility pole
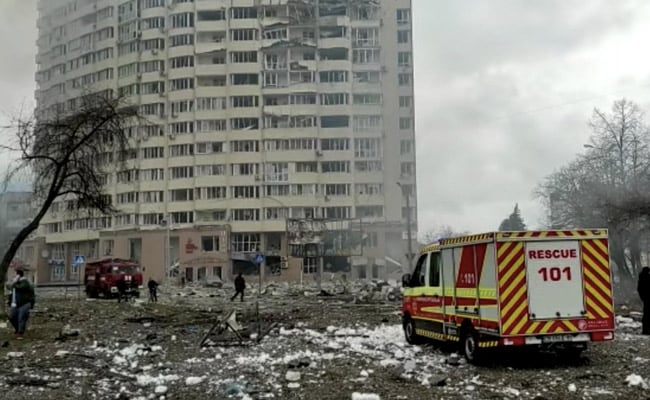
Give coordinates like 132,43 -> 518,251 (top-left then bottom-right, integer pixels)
397,182 -> 414,272
161,216 -> 171,281
405,192 -> 414,271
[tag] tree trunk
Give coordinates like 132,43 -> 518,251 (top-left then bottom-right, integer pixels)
610,239 -> 632,281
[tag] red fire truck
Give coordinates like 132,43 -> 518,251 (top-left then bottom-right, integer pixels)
402,230 -> 615,363
84,258 -> 143,299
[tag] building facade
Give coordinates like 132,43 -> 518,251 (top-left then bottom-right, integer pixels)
34,0 -> 417,284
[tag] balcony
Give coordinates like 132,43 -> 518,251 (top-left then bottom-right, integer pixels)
319,37 -> 350,49
196,64 -> 227,76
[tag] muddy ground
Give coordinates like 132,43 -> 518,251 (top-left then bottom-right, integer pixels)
0,286 -> 648,400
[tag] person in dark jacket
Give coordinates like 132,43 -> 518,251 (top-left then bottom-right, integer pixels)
638,267 -> 650,334
231,273 -> 245,302
7,269 -> 35,339
148,278 -> 159,303
116,279 -> 128,303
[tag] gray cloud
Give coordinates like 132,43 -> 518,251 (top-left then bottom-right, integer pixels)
0,0 -> 37,117
414,0 -> 650,233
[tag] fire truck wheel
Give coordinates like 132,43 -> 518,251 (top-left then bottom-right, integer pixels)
403,317 -> 423,345
461,329 -> 481,363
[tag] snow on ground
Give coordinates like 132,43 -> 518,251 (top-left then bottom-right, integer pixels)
616,315 -> 642,330
66,323 -> 447,398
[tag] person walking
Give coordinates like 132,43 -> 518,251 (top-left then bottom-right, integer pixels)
116,278 -> 128,303
231,273 -> 245,302
638,267 -> 650,334
148,278 -> 159,303
7,269 -> 35,340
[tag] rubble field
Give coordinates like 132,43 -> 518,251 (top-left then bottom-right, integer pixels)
0,283 -> 649,400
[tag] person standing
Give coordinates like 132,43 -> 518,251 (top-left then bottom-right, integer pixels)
638,267 -> 650,335
116,278 -> 128,303
7,269 -> 35,340
148,278 -> 159,303
231,273 -> 245,302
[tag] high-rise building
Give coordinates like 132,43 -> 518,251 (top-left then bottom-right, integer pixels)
33,0 -> 417,284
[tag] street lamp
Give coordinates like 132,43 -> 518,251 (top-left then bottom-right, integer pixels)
396,182 -> 414,272
159,216 -> 171,282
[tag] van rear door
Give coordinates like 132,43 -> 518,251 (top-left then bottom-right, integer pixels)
525,240 -> 584,319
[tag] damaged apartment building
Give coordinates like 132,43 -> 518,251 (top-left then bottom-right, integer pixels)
30,0 -> 417,285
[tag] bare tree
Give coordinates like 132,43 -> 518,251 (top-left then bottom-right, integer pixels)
536,99 -> 650,282
0,94 -> 138,292
420,225 -> 470,245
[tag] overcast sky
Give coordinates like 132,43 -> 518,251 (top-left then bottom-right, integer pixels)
3,0 -> 650,235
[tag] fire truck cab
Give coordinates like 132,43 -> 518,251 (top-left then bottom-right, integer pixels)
84,258 -> 143,299
402,230 -> 615,363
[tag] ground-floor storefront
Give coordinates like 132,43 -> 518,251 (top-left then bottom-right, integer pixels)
17,222 -> 411,286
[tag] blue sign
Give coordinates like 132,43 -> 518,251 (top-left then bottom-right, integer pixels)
73,255 -> 86,267
254,253 -> 265,265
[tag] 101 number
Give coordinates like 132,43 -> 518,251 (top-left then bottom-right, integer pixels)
538,267 -> 572,282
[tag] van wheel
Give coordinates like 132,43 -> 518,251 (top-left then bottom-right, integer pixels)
559,345 -> 585,360
461,329 -> 481,363
403,317 -> 423,345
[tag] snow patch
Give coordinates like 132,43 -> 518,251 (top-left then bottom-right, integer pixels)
185,376 -> 205,385
616,315 -> 642,330
625,374 -> 648,388
351,393 -> 380,400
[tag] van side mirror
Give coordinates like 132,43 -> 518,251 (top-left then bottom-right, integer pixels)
402,273 -> 411,288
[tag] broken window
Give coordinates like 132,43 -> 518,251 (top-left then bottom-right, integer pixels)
400,140 -> 415,155
324,207 -> 351,219
354,138 -> 381,158
231,141 -> 260,152
353,94 -> 382,105
263,27 -> 288,40
170,188 -> 194,202
290,94 -> 317,104
321,161 -> 350,173
355,161 -> 383,173
321,115 -> 349,128
263,116 -> 290,129
231,96 -> 259,108
353,28 -> 379,47
398,73 -> 412,86
231,73 -> 259,85
320,70 -> 347,83
324,184 -> 350,196
290,71 -> 315,83
320,93 -> 348,105
232,186 -> 260,199
353,115 -> 382,132
230,29 -> 258,41
321,138 -> 349,151
231,7 -> 257,19
232,209 -> 261,221
399,117 -> 413,130
353,71 -> 380,83
264,72 -> 279,87
398,30 -> 410,44
399,96 -> 413,108
356,206 -> 384,218
353,49 -> 380,64
231,51 -> 257,63
319,48 -> 348,61
265,53 -> 287,69
398,52 -> 412,67
231,233 -> 260,253
397,9 -> 411,25
197,10 -> 225,21
319,3 -> 346,17
231,118 -> 260,130
290,116 -> 317,128
320,26 -> 346,39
